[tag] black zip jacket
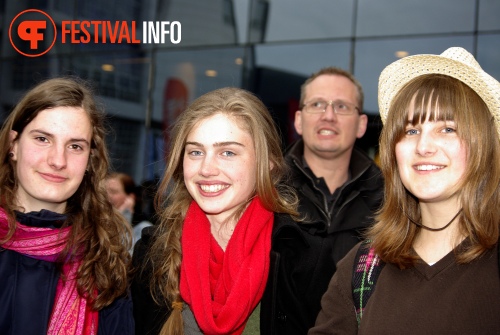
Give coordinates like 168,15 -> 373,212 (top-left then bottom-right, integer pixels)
260,140 -> 384,335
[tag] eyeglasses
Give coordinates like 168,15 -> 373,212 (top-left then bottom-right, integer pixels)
302,100 -> 360,115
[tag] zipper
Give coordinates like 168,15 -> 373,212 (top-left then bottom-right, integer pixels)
293,159 -> 331,221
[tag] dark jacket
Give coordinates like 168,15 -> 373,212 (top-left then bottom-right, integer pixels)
260,140 -> 384,334
131,226 -> 171,335
0,211 -> 134,335
132,216 -> 303,335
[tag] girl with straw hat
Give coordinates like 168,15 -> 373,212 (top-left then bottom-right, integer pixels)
309,47 -> 500,334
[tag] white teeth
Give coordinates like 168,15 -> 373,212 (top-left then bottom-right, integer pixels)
200,184 -> 228,193
319,130 -> 335,135
416,165 -> 444,171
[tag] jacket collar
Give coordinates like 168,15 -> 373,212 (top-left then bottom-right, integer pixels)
285,138 -> 380,186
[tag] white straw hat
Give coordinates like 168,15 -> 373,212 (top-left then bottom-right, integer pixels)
378,47 -> 500,138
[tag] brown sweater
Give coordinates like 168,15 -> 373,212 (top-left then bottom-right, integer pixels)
309,242 -> 500,335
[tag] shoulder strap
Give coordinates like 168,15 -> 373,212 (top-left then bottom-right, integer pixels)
352,240 -> 385,327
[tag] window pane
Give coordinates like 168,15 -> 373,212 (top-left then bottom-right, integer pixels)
255,41 -> 351,77
357,0 -> 476,37
479,0 -> 500,31
477,34 -> 500,81
261,0 -> 354,42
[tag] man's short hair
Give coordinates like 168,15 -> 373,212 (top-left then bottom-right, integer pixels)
300,67 -> 364,112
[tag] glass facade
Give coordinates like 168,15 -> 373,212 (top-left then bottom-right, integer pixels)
1,0 -> 499,183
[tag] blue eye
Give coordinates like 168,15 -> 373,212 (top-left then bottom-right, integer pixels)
405,129 -> 419,135
188,150 -> 203,156
222,151 -> 236,157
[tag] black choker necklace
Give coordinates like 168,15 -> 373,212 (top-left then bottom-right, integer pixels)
407,209 -> 463,232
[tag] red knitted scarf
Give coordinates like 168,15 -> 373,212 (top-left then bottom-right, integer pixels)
0,208 -> 98,335
180,197 -> 273,335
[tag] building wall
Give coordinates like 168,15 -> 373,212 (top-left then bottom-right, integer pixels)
1,0 -> 499,183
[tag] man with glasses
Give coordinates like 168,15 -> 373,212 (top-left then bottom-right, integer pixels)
262,67 -> 383,334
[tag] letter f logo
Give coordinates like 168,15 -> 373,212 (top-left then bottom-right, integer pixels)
9,9 -> 56,57
18,21 -> 46,49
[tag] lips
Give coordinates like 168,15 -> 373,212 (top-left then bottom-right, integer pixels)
415,165 -> 445,171
199,184 -> 229,193
39,172 -> 67,183
318,129 -> 337,135
317,125 -> 339,136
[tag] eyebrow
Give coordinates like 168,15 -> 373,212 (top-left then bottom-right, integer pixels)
29,129 -> 91,146
185,141 -> 245,148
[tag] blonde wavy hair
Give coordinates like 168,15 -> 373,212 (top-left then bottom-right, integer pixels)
146,87 -> 298,335
0,77 -> 132,309
369,74 -> 500,268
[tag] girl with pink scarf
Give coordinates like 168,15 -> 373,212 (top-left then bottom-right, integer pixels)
0,77 -> 134,335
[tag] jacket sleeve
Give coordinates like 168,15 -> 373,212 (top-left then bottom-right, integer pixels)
98,294 -> 135,335
308,245 -> 359,335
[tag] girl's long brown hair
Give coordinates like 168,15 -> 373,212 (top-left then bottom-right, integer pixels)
0,77 -> 132,309
145,87 -> 298,334
368,74 -> 500,268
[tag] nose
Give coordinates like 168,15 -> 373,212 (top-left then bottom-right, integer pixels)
199,153 -> 219,177
320,102 -> 338,122
47,145 -> 67,170
415,131 -> 437,156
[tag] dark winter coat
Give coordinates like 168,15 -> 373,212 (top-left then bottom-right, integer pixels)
0,211 -> 134,335
260,140 -> 384,334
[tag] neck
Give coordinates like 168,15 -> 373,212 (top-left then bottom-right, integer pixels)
303,150 -> 351,193
413,202 -> 465,264
410,209 -> 462,232
419,201 -> 462,230
207,211 -> 240,252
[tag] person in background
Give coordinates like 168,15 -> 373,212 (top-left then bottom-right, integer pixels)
309,47 -> 500,334
131,87 -> 299,335
0,77 -> 134,335
106,172 -> 153,250
265,67 -> 383,333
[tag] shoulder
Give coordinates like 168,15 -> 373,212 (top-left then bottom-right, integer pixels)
131,225 -> 159,277
98,294 -> 135,335
338,241 -> 364,274
272,213 -> 310,247
351,147 -> 381,176
133,225 -> 156,255
284,139 -> 304,159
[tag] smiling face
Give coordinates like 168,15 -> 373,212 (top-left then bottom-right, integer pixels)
183,113 -> 257,225
395,108 -> 467,206
10,106 -> 92,213
294,74 -> 367,163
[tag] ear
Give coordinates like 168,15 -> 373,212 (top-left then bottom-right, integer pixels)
294,110 -> 303,135
269,160 -> 275,172
9,130 -> 18,161
356,114 -> 368,138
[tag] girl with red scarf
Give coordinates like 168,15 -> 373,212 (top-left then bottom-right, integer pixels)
131,87 -> 299,335
0,77 -> 134,335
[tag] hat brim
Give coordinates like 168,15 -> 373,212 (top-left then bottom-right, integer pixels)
378,50 -> 500,138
